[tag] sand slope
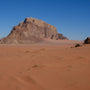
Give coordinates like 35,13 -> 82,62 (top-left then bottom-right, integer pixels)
0,40 -> 90,90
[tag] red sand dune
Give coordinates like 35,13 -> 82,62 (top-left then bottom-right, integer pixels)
0,40 -> 90,90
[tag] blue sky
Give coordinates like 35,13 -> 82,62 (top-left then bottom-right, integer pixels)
0,0 -> 90,40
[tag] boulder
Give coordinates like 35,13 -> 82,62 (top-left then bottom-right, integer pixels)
84,37 -> 90,44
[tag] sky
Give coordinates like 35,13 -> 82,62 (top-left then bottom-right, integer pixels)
0,0 -> 90,40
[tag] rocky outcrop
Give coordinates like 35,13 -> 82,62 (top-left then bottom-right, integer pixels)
0,17 -> 67,44
84,37 -> 90,44
51,33 -> 67,40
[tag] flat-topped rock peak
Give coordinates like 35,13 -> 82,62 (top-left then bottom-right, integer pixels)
19,17 -> 56,29
0,17 -> 67,44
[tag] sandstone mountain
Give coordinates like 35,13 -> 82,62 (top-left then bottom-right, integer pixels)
0,17 -> 67,44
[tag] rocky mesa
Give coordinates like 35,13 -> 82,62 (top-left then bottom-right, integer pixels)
0,17 -> 67,44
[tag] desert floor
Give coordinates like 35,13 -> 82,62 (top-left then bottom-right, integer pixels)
0,40 -> 90,90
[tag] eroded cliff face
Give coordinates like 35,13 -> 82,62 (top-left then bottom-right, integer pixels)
0,17 -> 67,44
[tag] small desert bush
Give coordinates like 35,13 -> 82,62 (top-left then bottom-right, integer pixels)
75,44 -> 81,47
32,64 -> 39,68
